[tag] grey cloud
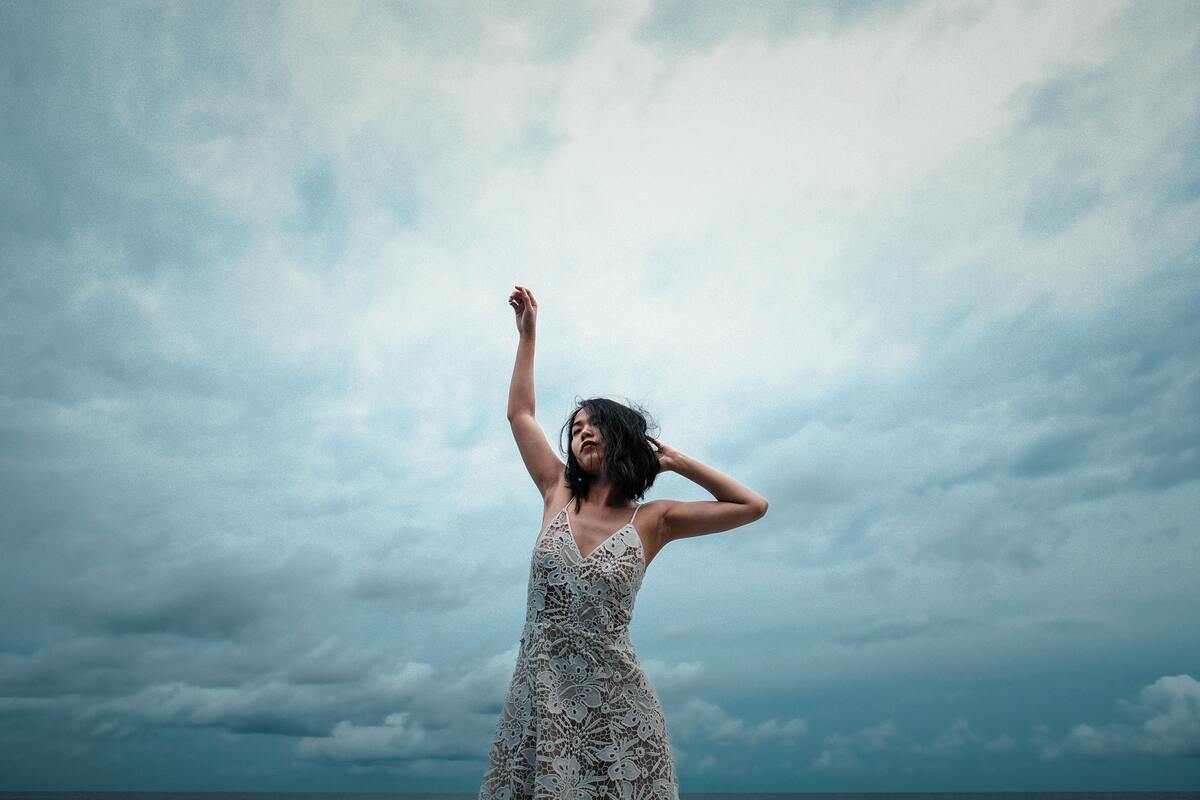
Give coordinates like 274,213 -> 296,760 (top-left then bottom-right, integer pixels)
1034,617 -> 1108,637
811,718 -> 898,770
349,559 -> 472,612
830,615 -> 978,648
1009,425 -> 1098,479
1153,116 -> 1200,212
82,681 -> 335,737
985,733 -> 1016,753
1038,674 -> 1200,760
813,716 -> 1008,770
291,159 -> 352,254
639,658 -> 707,692
47,553 -> 281,640
1010,2 -> 1200,225
284,649 -> 558,765
73,657 -> 449,741
747,249 -> 1200,579
296,711 -> 439,764
0,4 -> 252,263
1017,64 -> 1107,129
491,1 -> 611,64
0,637 -> 145,701
2,0 -> 1199,790
1021,173 -> 1104,239
1010,67 -> 1110,239
497,116 -> 571,163
635,0 -> 917,54
5,520 -> 345,644
908,716 -> 983,757
668,696 -> 806,744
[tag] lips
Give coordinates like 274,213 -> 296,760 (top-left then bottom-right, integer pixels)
582,442 -> 597,453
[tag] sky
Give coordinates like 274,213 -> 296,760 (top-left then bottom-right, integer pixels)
1,0 -> 1198,792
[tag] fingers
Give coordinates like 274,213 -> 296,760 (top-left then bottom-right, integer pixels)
510,285 -> 537,315
516,285 -> 537,307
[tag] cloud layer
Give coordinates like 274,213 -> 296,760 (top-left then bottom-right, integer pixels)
1,0 -> 1198,791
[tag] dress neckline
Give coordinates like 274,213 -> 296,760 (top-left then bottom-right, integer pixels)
561,501 -> 641,561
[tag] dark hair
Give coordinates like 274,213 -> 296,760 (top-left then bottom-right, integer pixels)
559,397 -> 660,510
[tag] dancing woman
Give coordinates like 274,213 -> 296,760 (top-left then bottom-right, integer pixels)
479,285 -> 769,799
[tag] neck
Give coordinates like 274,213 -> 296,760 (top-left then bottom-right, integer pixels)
579,477 -> 629,509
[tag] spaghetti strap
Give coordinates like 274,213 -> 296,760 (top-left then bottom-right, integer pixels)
629,502 -> 642,525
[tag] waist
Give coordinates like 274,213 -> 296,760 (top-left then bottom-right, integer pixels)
522,618 -> 632,647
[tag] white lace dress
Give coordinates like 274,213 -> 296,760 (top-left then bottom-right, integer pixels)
478,501 -> 680,800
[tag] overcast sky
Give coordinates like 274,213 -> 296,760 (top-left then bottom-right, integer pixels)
1,0 -> 1198,792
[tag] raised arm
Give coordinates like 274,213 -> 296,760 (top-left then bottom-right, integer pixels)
647,435 -> 768,543
506,286 -> 564,501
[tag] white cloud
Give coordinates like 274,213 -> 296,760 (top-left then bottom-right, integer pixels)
642,657 -> 707,690
813,715 -> 1012,770
670,696 -> 807,744
296,711 -> 433,763
1038,674 -> 1200,760
811,718 -> 898,770
909,715 -> 983,756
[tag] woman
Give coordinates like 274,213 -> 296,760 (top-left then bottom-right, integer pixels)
479,285 -> 769,799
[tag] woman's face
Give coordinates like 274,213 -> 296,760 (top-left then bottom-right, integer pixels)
571,409 -> 604,470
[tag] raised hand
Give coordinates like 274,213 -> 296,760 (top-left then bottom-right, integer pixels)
508,285 -> 538,338
647,435 -> 683,473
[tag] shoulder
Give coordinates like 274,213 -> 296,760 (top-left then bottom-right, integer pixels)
634,499 -> 674,547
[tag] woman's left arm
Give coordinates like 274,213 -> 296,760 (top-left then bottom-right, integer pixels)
648,437 -> 768,542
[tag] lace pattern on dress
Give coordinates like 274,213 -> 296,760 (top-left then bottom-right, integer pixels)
479,503 -> 679,800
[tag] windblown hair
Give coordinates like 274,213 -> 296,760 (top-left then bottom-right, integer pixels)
559,397 -> 661,511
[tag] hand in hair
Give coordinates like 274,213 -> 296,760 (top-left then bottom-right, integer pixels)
647,435 -> 682,473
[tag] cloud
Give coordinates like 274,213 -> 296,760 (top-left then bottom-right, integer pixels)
1036,674 -> 1200,760
296,712 -> 437,764
76,660 -> 439,739
985,733 -> 1016,754
641,658 -> 708,691
635,0 -> 919,54
812,716 -> 1013,770
909,716 -> 984,757
830,615 -> 978,648
811,718 -> 899,770
669,696 -> 807,744
1,0 -> 1198,789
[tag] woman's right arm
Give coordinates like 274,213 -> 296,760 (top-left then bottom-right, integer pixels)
506,286 -> 564,500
